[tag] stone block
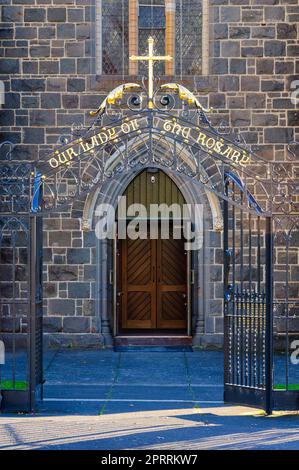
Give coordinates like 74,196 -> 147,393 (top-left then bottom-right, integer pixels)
242,9 -> 263,22
40,61 -> 60,75
256,58 -> 274,75
62,94 -> 79,109
23,127 -> 44,144
246,93 -> 266,109
11,78 -> 45,91
24,8 -> 46,22
30,45 -> 50,57
229,58 -> 246,74
252,27 -> 275,38
29,109 -> 55,126
67,248 -> 90,264
2,6 -> 23,22
57,23 -> 75,39
241,76 -> 260,91
66,42 -> 84,57
48,299 -> 75,316
49,231 -> 71,247
43,316 -> 62,333
288,111 -> 299,126
229,26 -> 250,39
210,58 -> 228,75
60,58 -> 76,74
265,41 -> 286,57
221,41 -> 240,57
221,6 -> 240,22
252,113 -> 278,126
277,23 -> 297,39
49,265 -> 78,281
47,7 -> 66,22
63,317 -> 90,333
231,110 -> 251,127
265,6 -> 285,21
214,24 -> 228,40
68,282 -> 90,298
264,127 -> 293,143
0,58 -> 20,75
67,78 -> 86,92
40,92 -> 61,108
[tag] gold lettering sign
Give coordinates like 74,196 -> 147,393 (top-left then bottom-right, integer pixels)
45,116 -> 251,171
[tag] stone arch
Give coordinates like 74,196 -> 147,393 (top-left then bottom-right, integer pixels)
78,135 -> 224,347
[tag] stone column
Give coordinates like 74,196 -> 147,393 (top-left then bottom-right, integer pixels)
129,0 -> 138,75
165,0 -> 175,75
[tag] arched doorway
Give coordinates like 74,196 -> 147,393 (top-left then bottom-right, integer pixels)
116,169 -> 189,336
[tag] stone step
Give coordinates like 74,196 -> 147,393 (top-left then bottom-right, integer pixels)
114,336 -> 193,351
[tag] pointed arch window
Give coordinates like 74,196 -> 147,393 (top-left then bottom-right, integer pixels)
96,0 -> 206,77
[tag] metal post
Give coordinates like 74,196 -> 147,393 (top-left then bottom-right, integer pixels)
265,216 -> 273,415
223,180 -> 229,386
29,214 -> 37,412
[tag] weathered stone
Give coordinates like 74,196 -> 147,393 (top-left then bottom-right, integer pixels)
264,127 -> 293,143
229,26 -> 250,39
256,58 -> 273,75
57,23 -> 75,39
0,110 -> 14,126
242,47 -> 263,57
60,58 -> 76,74
265,6 -> 285,21
221,6 -> 240,22
288,45 -> 299,57
76,24 -> 91,40
67,78 -> 85,92
48,299 -> 75,316
2,6 -> 23,22
219,76 -> 239,92
49,265 -> 78,281
66,42 -> 84,57
63,317 -> 90,333
0,59 -> 20,74
288,111 -> 299,126
252,113 -> 278,126
40,92 -> 61,108
275,61 -> 294,74
29,109 -> 55,126
38,26 -> 55,39
43,317 -> 62,333
242,9 -> 263,22
47,7 -> 66,22
22,60 -> 38,74
11,78 -> 45,92
214,24 -> 228,40
68,282 -> 90,298
265,41 -> 286,57
241,76 -> 260,91
24,8 -> 46,22
40,61 -> 59,75
221,41 -> 240,58
277,23 -> 297,39
62,94 -> 79,109
252,27 -> 275,38
261,80 -> 284,92
67,248 -> 90,264
23,127 -> 45,144
210,58 -> 228,75
30,45 -> 50,58
231,110 -> 251,127
229,58 -> 246,74
49,231 -> 71,247
246,93 -> 266,109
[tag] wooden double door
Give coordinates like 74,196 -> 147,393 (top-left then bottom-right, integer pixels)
119,235 -> 188,331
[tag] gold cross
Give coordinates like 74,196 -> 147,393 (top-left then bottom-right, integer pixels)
130,37 -> 172,109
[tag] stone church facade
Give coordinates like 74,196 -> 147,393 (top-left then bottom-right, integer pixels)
0,0 -> 298,349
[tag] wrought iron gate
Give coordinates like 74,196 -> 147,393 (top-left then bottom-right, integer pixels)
223,175 -> 273,413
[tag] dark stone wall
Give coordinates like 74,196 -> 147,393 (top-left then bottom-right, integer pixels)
0,0 -> 298,347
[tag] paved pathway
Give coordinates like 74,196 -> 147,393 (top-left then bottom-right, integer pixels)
0,350 -> 299,450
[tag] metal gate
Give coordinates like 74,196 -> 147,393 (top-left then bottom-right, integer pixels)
223,174 -> 273,413
1,68 -> 299,412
